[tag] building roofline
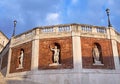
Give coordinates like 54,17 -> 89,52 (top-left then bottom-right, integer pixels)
37,23 -> 106,28
13,23 -> 111,38
0,30 -> 9,40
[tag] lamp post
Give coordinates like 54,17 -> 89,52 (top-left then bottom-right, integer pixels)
106,8 -> 112,27
12,20 -> 17,36
106,8 -> 113,69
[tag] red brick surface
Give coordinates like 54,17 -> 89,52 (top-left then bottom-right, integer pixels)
117,42 -> 120,62
39,37 -> 73,70
10,41 -> 32,73
81,37 -> 115,69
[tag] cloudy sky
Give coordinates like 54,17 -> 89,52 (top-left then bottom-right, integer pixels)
0,0 -> 120,38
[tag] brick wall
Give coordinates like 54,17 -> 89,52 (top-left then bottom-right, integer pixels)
10,41 -> 32,73
1,51 -> 9,69
39,37 -> 73,70
81,37 -> 115,69
117,42 -> 120,62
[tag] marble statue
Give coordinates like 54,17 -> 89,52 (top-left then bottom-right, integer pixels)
50,46 -> 60,64
92,45 -> 102,64
17,50 -> 24,69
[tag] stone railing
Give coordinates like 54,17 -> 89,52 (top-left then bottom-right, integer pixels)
96,27 -> 106,34
39,24 -> 107,34
13,29 -> 35,43
40,25 -> 71,33
80,25 -> 92,32
58,26 -> 71,32
41,27 -> 54,33
78,24 -> 107,34
12,24 -> 108,42
115,31 -> 120,42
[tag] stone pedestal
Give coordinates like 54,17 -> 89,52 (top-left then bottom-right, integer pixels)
49,63 -> 61,66
16,65 -> 23,70
93,61 -> 104,65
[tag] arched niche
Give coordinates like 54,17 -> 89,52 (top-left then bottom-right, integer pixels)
92,43 -> 103,65
16,48 -> 24,69
49,42 -> 61,66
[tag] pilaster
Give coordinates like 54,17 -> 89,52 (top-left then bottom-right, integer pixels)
111,40 -> 120,69
31,29 -> 39,71
72,31 -> 82,71
109,27 -> 120,70
6,40 -> 12,77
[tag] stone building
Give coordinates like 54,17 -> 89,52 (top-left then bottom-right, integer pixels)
0,31 -> 9,52
0,23 -> 120,84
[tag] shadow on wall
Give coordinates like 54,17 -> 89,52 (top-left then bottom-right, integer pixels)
0,42 -> 10,77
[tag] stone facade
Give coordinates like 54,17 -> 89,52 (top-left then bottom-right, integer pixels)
0,31 -> 9,52
0,23 -> 120,84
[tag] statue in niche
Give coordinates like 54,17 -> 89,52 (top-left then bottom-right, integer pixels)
92,45 -> 102,65
17,49 -> 24,69
50,45 -> 60,64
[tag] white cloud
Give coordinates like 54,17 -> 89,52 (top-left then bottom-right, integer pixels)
71,0 -> 78,4
45,13 -> 60,25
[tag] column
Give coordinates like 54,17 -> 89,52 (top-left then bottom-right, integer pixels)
109,27 -> 120,70
111,40 -> 120,70
6,46 -> 12,77
31,29 -> 40,71
72,31 -> 82,71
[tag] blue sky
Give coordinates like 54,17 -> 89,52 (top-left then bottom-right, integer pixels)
0,0 -> 120,38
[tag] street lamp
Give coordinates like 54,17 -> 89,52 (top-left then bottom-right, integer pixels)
106,8 -> 113,68
106,8 -> 112,27
12,20 -> 17,36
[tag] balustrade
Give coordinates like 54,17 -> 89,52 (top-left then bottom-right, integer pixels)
96,28 -> 106,34
41,27 -> 54,33
13,24 -> 109,42
58,26 -> 70,32
81,26 -> 92,32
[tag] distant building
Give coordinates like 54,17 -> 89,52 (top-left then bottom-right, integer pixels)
0,31 -> 9,52
0,23 -> 120,84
